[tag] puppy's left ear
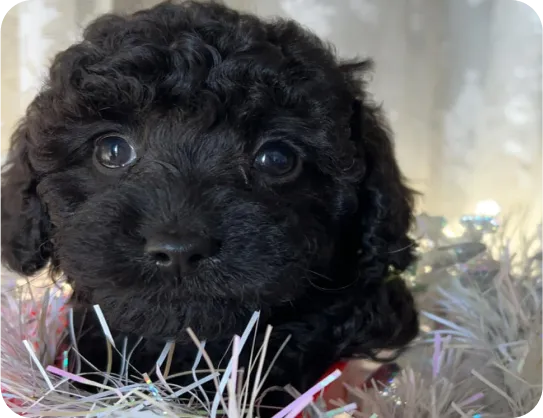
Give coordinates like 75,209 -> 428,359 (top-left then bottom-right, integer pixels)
332,99 -> 419,359
350,98 -> 416,272
1,121 -> 51,275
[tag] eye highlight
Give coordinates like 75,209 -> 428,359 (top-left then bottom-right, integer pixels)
93,134 -> 137,169
253,141 -> 300,178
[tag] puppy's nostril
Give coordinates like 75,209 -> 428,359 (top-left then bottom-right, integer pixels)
153,251 -> 172,266
188,254 -> 204,265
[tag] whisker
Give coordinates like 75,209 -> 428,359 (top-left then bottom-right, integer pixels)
386,240 -> 417,255
304,269 -> 358,292
304,269 -> 333,282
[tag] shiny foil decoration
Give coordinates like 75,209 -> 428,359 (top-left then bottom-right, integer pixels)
362,363 -> 403,406
460,214 -> 499,240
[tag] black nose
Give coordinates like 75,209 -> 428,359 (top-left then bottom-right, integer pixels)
145,233 -> 220,274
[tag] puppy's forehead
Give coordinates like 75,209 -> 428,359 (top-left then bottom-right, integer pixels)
50,4 -> 353,129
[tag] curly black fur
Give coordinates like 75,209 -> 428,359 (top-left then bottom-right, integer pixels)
1,0 -> 418,410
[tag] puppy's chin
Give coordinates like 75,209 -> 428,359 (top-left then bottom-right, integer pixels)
72,263 -> 304,342
79,289 -> 235,341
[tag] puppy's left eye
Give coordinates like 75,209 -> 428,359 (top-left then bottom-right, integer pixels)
253,142 -> 299,177
94,135 -> 137,169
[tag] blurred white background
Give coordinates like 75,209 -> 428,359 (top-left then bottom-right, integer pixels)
2,0 -> 541,228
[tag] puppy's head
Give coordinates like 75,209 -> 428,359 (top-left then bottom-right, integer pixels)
1,1 -> 415,341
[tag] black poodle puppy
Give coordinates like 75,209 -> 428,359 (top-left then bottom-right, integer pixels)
1,0 -> 418,410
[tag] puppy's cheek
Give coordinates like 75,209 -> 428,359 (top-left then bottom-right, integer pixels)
54,201 -> 147,287
210,214 -> 296,290
209,194 -> 308,276
37,172 -> 94,225
57,233 -> 144,288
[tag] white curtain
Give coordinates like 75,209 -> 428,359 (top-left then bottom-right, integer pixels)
2,0 -> 541,227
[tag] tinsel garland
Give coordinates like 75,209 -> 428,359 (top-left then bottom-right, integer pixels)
1,214 -> 541,418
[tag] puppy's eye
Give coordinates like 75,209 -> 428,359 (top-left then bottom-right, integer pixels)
253,142 -> 299,177
94,135 -> 137,169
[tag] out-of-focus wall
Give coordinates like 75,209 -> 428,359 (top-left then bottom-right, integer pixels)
1,5 -> 18,155
2,0 -> 541,227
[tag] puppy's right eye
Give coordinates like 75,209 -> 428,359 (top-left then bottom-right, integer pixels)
253,141 -> 300,178
93,135 -> 137,169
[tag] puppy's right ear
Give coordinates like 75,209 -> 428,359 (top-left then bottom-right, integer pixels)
1,122 -> 51,275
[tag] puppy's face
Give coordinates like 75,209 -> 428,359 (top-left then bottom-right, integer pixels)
1,2 -> 414,341
42,95 -> 352,338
